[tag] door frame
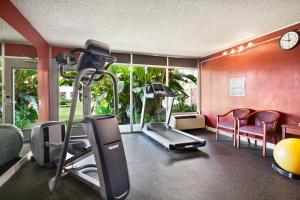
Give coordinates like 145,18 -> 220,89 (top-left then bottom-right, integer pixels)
4,57 -> 37,125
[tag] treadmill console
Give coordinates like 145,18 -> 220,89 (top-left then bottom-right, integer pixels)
152,83 -> 165,95
146,83 -> 178,97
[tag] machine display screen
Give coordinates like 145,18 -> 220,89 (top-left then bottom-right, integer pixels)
152,84 -> 164,92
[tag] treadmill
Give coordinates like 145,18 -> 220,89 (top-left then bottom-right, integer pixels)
140,83 -> 206,150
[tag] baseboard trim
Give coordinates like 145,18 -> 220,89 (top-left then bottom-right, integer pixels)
206,126 -> 275,150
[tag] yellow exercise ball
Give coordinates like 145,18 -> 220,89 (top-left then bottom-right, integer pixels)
273,138 -> 300,175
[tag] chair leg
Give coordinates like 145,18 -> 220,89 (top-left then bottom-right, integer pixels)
273,134 -> 277,144
233,132 -> 236,147
246,134 -> 250,145
262,136 -> 266,157
262,124 -> 267,157
237,132 -> 240,148
216,128 -> 219,141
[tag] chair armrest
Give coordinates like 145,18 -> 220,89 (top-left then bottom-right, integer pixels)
238,111 -> 258,120
217,110 -> 234,117
235,109 -> 251,120
236,111 -> 257,127
262,111 -> 280,125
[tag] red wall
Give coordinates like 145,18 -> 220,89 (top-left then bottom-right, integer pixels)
5,43 -> 37,58
0,0 -> 50,121
201,23 -> 300,128
51,47 -> 72,59
51,47 -> 81,59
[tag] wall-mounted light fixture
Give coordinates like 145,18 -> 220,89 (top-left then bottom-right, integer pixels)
222,42 -> 254,56
205,31 -> 290,63
238,45 -> 244,53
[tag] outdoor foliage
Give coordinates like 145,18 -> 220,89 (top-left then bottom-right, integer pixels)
91,65 -> 130,124
15,65 -> 197,128
132,66 -> 166,123
60,99 -> 71,105
11,65 -> 196,129
14,69 -> 38,129
172,102 -> 197,113
58,65 -> 197,124
168,69 -> 197,103
90,65 -> 196,124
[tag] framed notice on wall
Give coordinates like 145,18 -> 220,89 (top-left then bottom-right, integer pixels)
230,77 -> 245,96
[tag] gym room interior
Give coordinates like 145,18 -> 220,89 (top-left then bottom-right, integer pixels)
0,0 -> 300,199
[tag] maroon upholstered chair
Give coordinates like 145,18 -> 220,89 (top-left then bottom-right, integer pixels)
237,110 -> 280,157
216,108 -> 251,147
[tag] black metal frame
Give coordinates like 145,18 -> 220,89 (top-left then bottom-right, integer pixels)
49,41 -> 121,196
272,163 -> 300,180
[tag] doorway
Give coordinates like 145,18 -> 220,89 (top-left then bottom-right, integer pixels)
4,58 -> 38,131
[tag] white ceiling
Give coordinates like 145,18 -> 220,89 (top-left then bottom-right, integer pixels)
0,19 -> 30,44
10,0 -> 300,57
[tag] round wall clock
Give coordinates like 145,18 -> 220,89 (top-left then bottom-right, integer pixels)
279,31 -> 299,50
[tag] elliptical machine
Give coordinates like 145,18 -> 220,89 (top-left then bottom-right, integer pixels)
37,40 -> 130,199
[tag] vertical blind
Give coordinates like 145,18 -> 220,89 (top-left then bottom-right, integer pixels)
111,52 -> 198,68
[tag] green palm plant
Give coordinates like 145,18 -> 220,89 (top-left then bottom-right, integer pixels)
14,69 -> 39,128
91,65 -> 131,124
132,66 -> 166,123
59,65 -> 197,124
169,70 -> 197,113
132,67 -> 197,122
168,69 -> 197,102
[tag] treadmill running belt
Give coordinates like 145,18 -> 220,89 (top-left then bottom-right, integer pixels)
148,127 -> 199,144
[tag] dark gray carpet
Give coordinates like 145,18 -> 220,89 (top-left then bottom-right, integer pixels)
0,130 -> 299,200
0,142 -> 30,176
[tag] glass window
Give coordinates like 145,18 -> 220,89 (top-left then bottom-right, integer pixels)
132,66 -> 166,124
59,76 -> 83,121
169,68 -> 198,113
56,62 -> 199,129
91,64 -> 130,125
14,69 -> 39,129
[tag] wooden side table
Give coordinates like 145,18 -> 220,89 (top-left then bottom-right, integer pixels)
282,125 -> 300,139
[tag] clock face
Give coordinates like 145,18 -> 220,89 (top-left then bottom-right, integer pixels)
279,31 -> 299,50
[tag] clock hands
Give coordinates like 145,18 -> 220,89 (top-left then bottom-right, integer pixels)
280,31 -> 299,50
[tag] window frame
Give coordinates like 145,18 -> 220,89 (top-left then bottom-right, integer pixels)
52,56 -> 200,133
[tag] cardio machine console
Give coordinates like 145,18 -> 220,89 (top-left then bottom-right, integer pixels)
152,83 -> 165,95
77,40 -> 110,72
146,83 -> 178,97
